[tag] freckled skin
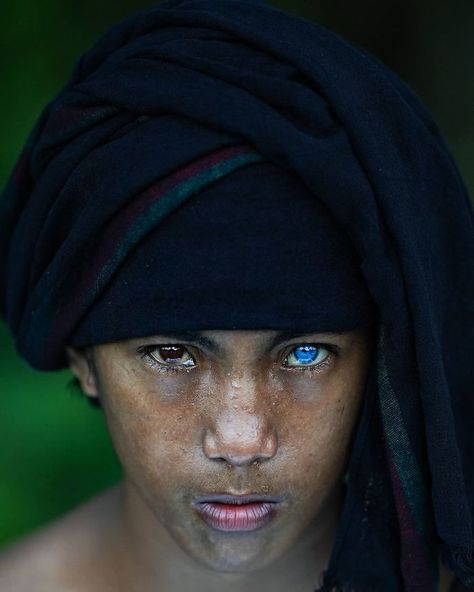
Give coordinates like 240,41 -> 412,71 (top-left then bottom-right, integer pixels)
67,328 -> 373,592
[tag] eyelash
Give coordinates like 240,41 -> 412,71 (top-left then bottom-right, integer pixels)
136,343 -> 339,373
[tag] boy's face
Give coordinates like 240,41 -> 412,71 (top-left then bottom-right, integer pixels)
68,328 -> 372,573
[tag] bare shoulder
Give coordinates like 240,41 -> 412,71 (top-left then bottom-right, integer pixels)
0,484 -> 122,592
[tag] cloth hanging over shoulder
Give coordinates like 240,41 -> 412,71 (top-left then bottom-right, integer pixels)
1,1 -> 473,590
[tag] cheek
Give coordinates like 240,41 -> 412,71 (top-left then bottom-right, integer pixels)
100,377 -> 200,489
279,381 -> 364,499
98,351 -> 367,504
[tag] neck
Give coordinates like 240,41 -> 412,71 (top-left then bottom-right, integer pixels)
107,480 -> 341,592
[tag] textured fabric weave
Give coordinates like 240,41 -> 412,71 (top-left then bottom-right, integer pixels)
70,158 -> 377,348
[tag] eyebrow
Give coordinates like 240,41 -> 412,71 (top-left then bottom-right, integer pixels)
153,330 -> 344,356
155,332 -> 225,355
267,331 -> 343,350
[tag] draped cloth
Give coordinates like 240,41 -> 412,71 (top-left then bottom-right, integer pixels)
69,159 -> 378,348
1,1 -> 473,589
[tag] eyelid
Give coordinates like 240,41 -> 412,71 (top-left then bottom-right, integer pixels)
281,341 -> 340,355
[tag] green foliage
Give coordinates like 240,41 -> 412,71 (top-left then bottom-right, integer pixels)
0,324 -> 120,546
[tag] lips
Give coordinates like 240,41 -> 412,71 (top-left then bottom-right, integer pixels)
193,494 -> 282,532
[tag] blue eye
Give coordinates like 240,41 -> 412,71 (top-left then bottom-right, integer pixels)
283,344 -> 331,369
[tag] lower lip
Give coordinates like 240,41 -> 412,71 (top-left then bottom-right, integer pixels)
195,502 -> 278,532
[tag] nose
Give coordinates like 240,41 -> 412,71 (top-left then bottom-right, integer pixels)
202,382 -> 278,467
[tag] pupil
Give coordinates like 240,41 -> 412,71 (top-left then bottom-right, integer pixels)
294,346 -> 318,364
160,345 -> 184,362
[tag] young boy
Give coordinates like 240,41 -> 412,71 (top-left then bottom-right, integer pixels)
0,1 -> 472,590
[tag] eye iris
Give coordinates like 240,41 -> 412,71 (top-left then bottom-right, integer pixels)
293,345 -> 319,365
159,345 -> 185,363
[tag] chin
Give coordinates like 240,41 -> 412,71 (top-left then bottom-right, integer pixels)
182,530 -> 284,574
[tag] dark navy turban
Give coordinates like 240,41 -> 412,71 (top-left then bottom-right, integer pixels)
1,1 -> 473,590
70,160 -> 376,348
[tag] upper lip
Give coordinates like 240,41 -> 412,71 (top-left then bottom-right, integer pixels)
193,493 -> 283,505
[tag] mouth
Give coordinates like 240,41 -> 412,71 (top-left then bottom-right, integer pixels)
192,493 -> 283,532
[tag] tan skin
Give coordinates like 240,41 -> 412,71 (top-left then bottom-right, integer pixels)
0,329 -> 455,591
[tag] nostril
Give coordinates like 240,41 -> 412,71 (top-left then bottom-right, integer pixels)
203,434 -> 277,467
214,456 -> 231,465
211,454 -> 267,468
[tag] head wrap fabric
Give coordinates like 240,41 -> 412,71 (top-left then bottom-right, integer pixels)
1,1 -> 474,590
70,159 -> 376,348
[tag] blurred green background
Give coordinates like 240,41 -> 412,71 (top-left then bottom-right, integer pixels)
1,0 -> 473,547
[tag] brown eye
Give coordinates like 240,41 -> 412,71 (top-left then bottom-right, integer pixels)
137,344 -> 196,370
158,345 -> 188,363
